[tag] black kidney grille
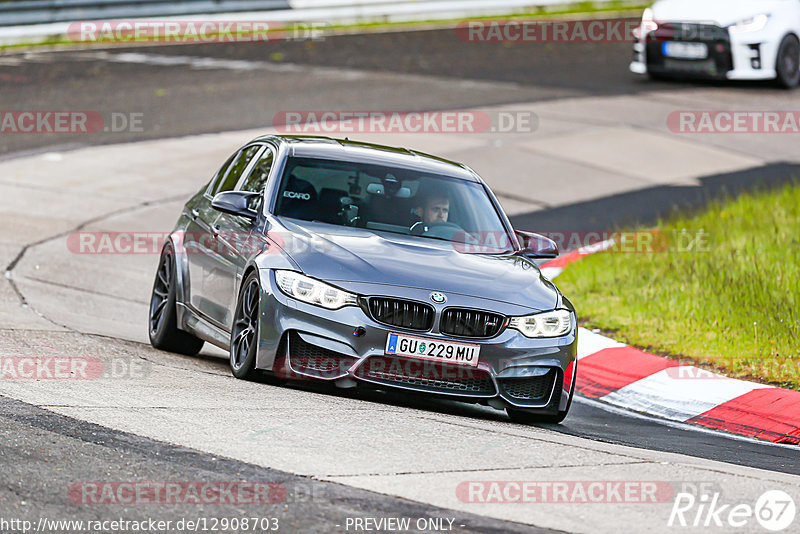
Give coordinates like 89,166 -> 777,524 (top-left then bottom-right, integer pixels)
440,308 -> 506,338
498,371 -> 556,401
368,298 -> 434,331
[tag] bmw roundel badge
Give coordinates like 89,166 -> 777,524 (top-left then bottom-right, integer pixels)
429,292 -> 447,304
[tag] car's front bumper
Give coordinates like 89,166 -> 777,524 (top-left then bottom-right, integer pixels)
630,23 -> 777,80
255,270 -> 577,414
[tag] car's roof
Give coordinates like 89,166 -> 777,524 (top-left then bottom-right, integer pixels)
251,135 -> 480,182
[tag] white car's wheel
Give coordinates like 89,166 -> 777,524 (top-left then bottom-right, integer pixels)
776,34 -> 800,89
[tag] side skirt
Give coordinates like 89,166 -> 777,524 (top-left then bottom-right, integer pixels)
177,302 -> 230,349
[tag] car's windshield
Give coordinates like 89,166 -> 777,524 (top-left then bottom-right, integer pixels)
273,156 -> 512,252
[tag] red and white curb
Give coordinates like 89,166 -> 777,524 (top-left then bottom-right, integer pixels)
541,245 -> 800,445
538,239 -> 616,280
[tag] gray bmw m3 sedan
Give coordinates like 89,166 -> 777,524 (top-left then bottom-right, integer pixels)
148,135 -> 577,423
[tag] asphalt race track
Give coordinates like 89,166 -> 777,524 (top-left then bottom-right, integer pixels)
0,27 -> 777,156
1,28 -> 799,533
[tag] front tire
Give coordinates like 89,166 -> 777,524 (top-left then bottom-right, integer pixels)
149,243 -> 204,355
776,34 -> 800,89
230,271 -> 262,380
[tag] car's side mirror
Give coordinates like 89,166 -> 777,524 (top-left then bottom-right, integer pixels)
516,230 -> 559,259
211,191 -> 260,220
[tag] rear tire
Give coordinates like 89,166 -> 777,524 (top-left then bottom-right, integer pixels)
776,34 -> 800,89
229,271 -> 262,380
148,243 -> 204,356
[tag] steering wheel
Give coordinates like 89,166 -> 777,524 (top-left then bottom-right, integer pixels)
409,221 -> 426,235
414,221 -> 465,240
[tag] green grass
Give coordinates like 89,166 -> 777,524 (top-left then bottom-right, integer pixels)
319,1 -> 649,31
555,183 -> 800,389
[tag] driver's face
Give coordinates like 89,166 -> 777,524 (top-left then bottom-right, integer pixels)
422,198 -> 449,223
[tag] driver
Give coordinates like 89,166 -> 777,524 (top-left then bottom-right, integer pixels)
413,192 -> 450,224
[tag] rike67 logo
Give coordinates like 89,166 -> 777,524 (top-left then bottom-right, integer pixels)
669,489 -> 796,531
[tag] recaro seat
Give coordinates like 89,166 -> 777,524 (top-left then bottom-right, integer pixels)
279,175 -> 318,221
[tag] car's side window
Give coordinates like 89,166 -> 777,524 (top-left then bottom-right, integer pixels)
205,152 -> 237,196
210,145 -> 261,196
239,147 -> 275,211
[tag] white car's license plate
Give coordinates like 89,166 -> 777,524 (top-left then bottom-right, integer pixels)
662,41 -> 708,59
385,333 -> 480,367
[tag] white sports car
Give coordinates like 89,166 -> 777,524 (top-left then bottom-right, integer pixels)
630,0 -> 800,88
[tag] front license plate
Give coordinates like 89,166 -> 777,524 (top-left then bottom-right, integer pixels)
385,333 -> 480,367
662,41 -> 708,59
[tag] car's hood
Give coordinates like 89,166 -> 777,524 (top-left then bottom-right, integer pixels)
651,0 -> 787,27
270,218 -> 558,312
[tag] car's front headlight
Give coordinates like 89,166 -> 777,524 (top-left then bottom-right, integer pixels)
274,270 -> 358,310
509,309 -> 573,338
729,14 -> 770,33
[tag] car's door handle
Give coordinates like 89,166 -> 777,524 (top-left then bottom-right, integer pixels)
190,208 -> 200,219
